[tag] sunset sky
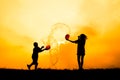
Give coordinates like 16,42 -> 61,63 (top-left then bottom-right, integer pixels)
0,0 -> 120,70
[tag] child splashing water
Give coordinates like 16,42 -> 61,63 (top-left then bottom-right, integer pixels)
66,34 -> 87,70
27,42 -> 50,70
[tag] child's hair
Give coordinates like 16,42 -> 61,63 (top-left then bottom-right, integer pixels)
33,42 -> 38,47
79,34 -> 87,39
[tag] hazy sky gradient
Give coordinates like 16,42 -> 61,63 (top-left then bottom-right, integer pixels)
0,0 -> 120,69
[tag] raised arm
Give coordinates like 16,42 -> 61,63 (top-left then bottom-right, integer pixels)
67,39 -> 78,44
38,46 -> 45,52
40,46 -> 44,49
40,45 -> 50,51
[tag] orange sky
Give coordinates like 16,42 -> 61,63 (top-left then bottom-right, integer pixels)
0,0 -> 120,70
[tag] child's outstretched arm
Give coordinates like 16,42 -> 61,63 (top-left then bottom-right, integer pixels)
40,45 -> 51,51
67,39 -> 78,43
41,48 -> 46,51
40,46 -> 44,49
38,46 -> 45,52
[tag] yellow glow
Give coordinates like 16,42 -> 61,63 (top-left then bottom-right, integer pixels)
0,0 -> 120,69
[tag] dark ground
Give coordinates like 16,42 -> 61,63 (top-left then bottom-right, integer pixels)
0,68 -> 119,80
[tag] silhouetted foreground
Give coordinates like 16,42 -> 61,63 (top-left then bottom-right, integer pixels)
0,68 -> 119,80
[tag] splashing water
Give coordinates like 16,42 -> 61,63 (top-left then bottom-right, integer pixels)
47,23 -> 71,68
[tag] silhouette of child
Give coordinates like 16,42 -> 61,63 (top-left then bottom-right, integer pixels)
27,42 -> 47,70
66,34 -> 87,70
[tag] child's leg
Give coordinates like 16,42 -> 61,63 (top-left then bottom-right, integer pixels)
29,62 -> 34,67
27,62 -> 34,70
35,63 -> 38,70
80,55 -> 84,69
31,58 -> 38,70
77,55 -> 80,69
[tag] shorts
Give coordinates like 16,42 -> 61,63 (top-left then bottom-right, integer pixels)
77,49 -> 85,56
32,56 -> 38,64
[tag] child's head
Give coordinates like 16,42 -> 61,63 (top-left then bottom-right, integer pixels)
78,34 -> 87,40
33,42 -> 38,47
